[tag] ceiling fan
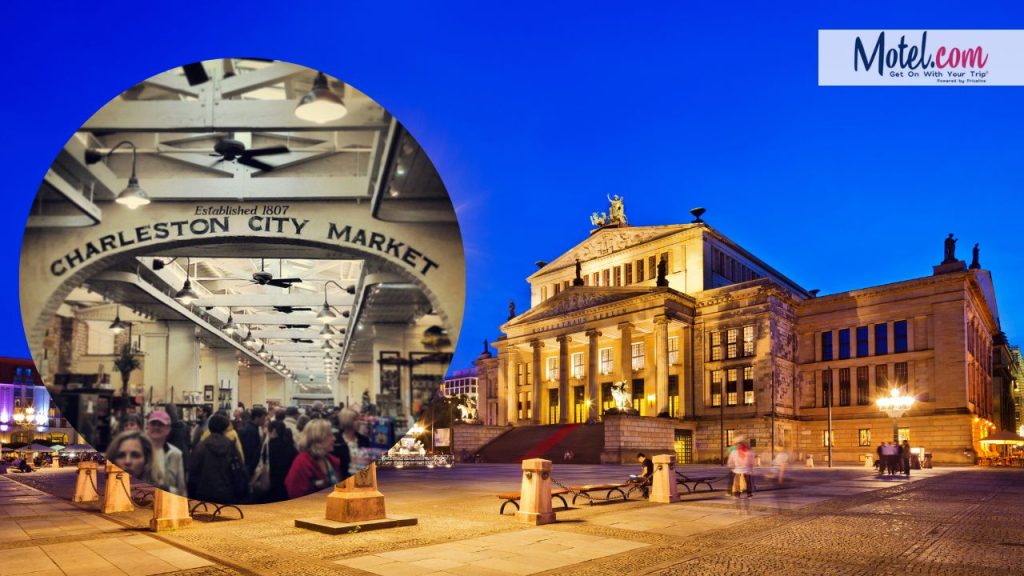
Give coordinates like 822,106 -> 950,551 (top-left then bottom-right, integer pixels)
274,305 -> 312,314
251,258 -> 302,288
279,324 -> 311,329
290,338 -> 315,344
211,139 -> 290,172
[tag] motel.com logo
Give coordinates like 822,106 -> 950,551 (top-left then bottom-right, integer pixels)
854,31 -> 988,79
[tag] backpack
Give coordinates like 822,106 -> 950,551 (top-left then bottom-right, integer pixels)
250,438 -> 270,495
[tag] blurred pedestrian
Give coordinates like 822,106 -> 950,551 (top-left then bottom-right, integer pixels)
333,409 -> 370,476
115,413 -> 145,435
900,440 -> 912,477
106,430 -> 163,488
728,440 -> 755,498
265,420 -> 298,502
146,410 -> 187,496
240,406 -> 267,477
189,414 -> 248,504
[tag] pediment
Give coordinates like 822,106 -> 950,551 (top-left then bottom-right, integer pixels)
509,287 -> 655,325
533,225 -> 694,276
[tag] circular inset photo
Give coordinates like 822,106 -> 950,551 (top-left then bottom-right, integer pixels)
16,59 -> 465,505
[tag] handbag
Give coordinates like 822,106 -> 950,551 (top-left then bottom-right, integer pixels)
250,438 -> 270,494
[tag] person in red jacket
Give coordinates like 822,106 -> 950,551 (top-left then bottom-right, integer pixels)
284,418 -> 342,499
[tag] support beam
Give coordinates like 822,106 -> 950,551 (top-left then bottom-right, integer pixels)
37,170 -> 102,226
219,62 -> 307,98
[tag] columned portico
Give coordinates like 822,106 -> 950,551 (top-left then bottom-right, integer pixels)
618,322 -> 633,383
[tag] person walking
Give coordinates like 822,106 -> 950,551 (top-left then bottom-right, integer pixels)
265,420 -> 298,502
105,430 -> 164,488
727,440 -> 755,498
285,419 -> 342,499
240,406 -> 267,478
333,409 -> 370,477
876,442 -> 885,476
900,439 -> 912,477
189,414 -> 247,504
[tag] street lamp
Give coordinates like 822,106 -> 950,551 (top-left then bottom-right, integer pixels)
876,388 -> 916,442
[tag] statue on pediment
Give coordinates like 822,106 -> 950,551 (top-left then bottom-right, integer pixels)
590,212 -> 607,227
607,194 -> 627,225
943,233 -> 957,264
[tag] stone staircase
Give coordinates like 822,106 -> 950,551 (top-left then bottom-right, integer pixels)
477,423 -> 605,464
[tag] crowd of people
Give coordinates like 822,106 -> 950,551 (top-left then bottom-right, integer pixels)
103,401 -> 371,503
876,440 -> 913,476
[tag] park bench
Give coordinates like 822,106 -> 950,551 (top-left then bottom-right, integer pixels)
497,490 -> 570,515
675,472 -> 720,494
568,483 -> 631,505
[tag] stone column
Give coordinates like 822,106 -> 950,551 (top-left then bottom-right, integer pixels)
655,316 -> 670,417
618,322 -> 634,383
517,458 -> 555,525
650,454 -> 680,503
586,329 -> 601,422
497,344 -> 509,425
531,340 -> 544,424
557,335 -> 571,424
682,325 -> 693,418
507,346 -> 519,424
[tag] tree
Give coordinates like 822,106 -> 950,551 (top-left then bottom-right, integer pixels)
112,344 -> 140,397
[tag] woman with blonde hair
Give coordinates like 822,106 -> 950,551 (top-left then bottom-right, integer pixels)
105,430 -> 165,489
284,418 -> 342,499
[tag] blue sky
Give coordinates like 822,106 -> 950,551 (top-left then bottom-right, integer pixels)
4,3 -> 1023,376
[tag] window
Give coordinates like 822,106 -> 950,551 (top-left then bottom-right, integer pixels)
541,286 -> 547,300
743,366 -> 754,405
875,364 -> 888,392
631,342 -> 645,371
822,430 -> 834,447
898,428 -> 910,444
668,376 -> 679,417
742,325 -> 754,356
546,357 -> 558,382
613,267 -> 622,287
602,269 -> 610,286
554,283 -> 561,295
648,255 -> 656,278
636,259 -> 645,282
599,348 -> 613,375
668,336 -> 679,365
726,368 -> 738,406
710,331 -> 723,361
571,352 -> 584,379
856,326 -> 869,357
726,328 -> 738,359
711,370 -> 722,407
859,429 -> 871,447
839,329 -> 850,360
894,320 -> 908,353
821,331 -> 833,361
526,362 -> 532,385
821,369 -> 833,407
525,392 -> 532,419
625,263 -> 633,284
516,363 -> 525,386
592,272 -> 599,286
838,368 -> 851,406
857,366 -> 870,405
875,323 -> 888,355
517,393 -> 524,419
894,362 -> 908,389
661,252 -> 671,276
726,429 -> 736,446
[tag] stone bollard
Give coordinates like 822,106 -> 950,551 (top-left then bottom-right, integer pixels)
805,455 -> 814,468
73,461 -> 100,503
51,459 -> 60,469
517,458 -> 555,525
650,454 -> 680,503
150,489 -> 192,531
864,454 -> 874,469
325,463 -> 386,523
102,463 -> 135,514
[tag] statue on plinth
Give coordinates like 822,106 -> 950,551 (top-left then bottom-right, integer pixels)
573,258 -> 584,286
508,299 -> 516,320
607,194 -> 627,225
656,255 -> 669,287
943,233 -> 957,264
970,243 -> 981,270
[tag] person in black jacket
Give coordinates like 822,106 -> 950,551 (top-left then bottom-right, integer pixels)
189,414 -> 246,504
240,406 -> 267,477
265,420 -> 297,502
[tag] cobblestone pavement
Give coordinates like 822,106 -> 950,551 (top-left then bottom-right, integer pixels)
5,465 -> 1022,575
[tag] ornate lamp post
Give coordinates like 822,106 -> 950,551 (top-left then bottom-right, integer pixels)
876,388 -> 916,442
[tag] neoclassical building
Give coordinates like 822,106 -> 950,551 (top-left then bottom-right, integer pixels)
470,199 -> 1006,465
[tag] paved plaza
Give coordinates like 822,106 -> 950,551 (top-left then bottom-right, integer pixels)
1,464 -> 1023,575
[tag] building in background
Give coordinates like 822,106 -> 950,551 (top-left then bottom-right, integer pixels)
469,197 -> 1011,465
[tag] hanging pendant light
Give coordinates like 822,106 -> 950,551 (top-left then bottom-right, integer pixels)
294,72 -> 347,123
174,257 -> 199,305
85,140 -> 150,209
319,324 -> 336,339
109,305 -> 127,334
223,310 -> 237,335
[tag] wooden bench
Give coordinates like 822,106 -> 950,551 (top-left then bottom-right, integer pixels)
569,483 -> 630,505
675,473 -> 719,494
497,490 -> 569,515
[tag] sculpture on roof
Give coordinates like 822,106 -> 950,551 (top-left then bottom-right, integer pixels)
970,243 -> 980,270
508,299 -> 516,320
573,258 -> 584,286
656,254 -> 669,287
943,233 -> 957,263
590,212 -> 607,227
607,194 -> 627,225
